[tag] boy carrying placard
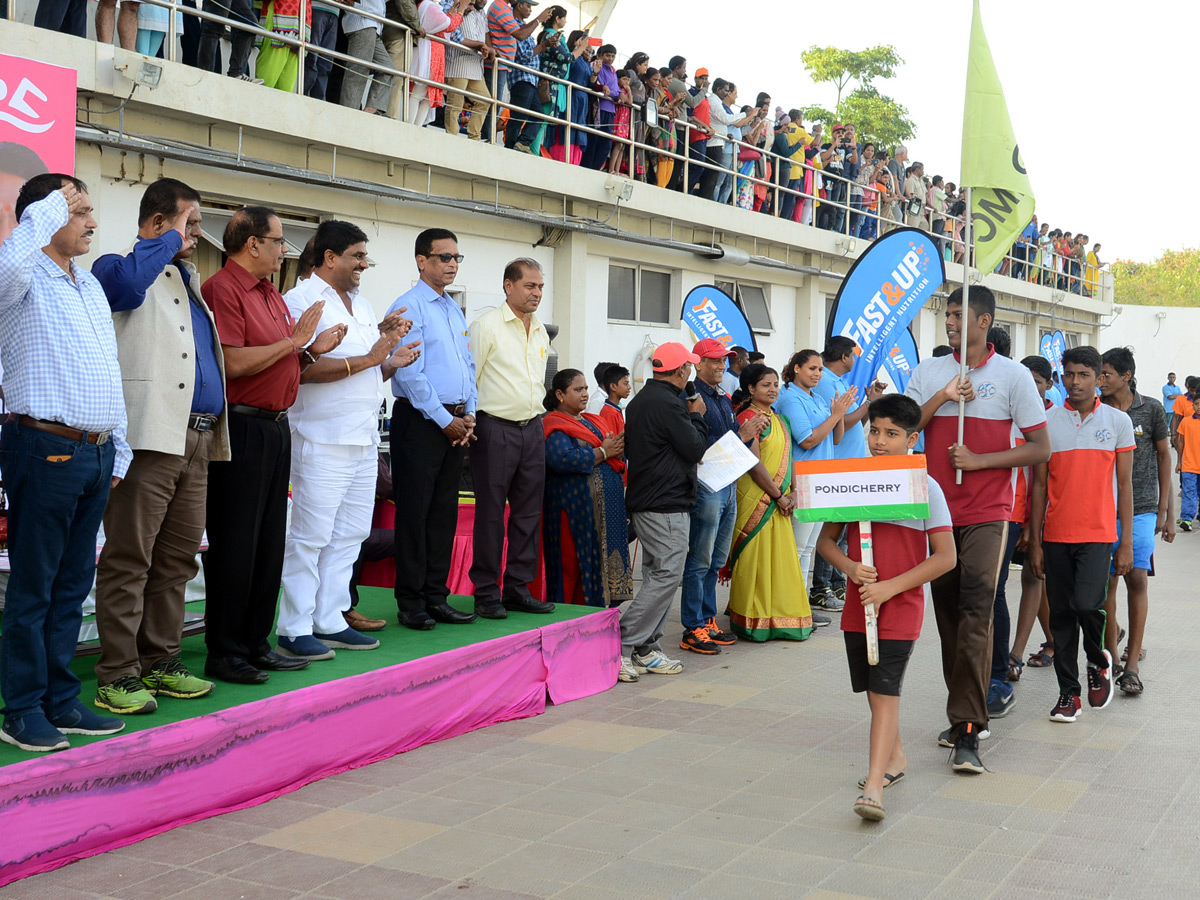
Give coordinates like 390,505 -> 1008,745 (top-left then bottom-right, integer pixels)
817,395 -> 956,821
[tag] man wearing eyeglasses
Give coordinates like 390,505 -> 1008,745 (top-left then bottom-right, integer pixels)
275,220 -> 417,661
387,228 -> 480,630
201,207 -> 346,685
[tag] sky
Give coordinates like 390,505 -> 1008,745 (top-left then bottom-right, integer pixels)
592,0 -> 1197,264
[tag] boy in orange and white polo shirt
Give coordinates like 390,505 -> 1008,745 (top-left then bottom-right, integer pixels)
1029,347 -> 1135,723
1173,394 -> 1200,530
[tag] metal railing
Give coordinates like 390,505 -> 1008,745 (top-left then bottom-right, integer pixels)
7,0 -> 1111,302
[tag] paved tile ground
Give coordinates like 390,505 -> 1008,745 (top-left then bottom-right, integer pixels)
6,534 -> 1200,899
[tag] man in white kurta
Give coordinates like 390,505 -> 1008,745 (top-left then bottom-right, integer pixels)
276,220 -> 415,658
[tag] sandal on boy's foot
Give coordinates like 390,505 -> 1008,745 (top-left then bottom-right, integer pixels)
1007,652 -> 1024,682
1120,645 -> 1147,662
857,771 -> 905,790
853,794 -> 885,821
1027,641 -> 1055,667
1117,670 -> 1144,695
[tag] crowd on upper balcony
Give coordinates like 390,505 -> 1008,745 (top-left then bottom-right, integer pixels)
21,0 -> 1106,286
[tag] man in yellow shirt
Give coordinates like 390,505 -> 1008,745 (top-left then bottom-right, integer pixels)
467,258 -> 554,618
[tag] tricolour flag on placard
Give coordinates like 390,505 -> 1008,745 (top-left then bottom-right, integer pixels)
960,0 -> 1035,276
792,455 -> 931,524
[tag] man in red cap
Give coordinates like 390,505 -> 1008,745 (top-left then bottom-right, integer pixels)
680,339 -> 768,653
619,342 -> 707,682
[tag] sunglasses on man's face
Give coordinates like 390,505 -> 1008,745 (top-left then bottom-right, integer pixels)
425,253 -> 465,263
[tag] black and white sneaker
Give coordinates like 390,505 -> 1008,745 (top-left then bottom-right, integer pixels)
1178,519 -> 1193,533
950,724 -> 985,774
937,726 -> 991,748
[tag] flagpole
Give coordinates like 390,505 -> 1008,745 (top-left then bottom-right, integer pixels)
956,186 -> 972,486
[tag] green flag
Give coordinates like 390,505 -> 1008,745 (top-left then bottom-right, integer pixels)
960,0 -> 1035,275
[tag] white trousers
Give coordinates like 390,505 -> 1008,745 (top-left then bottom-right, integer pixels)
791,517 -> 822,586
278,438 -> 376,637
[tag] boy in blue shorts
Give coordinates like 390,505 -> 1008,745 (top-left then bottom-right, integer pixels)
817,395 -> 956,822
1099,348 -> 1173,695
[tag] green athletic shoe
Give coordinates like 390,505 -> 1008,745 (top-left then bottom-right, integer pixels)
142,656 -> 215,700
95,675 -> 158,714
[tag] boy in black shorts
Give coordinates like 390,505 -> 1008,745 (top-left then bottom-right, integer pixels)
818,395 -> 956,821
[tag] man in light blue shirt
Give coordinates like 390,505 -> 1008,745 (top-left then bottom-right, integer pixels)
809,336 -> 885,609
387,227 -> 479,631
1163,372 -> 1183,410
0,176 -> 129,752
719,345 -> 749,396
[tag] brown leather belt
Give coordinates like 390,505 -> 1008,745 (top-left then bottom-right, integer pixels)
397,398 -> 467,417
17,415 -> 112,445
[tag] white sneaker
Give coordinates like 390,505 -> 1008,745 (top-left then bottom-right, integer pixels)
617,658 -> 640,683
236,74 -> 266,85
631,649 -> 684,675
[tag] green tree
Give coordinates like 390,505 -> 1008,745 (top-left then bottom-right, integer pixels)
799,46 -> 915,150
1112,248 -> 1200,307
801,45 -> 904,107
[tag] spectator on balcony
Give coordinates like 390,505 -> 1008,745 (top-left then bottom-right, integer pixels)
779,111 -> 812,221
95,0 -> 136,50
888,144 -> 908,205
734,95 -> 769,210
701,80 -> 757,203
340,0 -> 395,115
817,124 -> 855,233
503,7 -> 553,154
644,67 -> 680,187
444,0 -> 492,140
581,44 -> 619,170
626,52 -> 651,181
255,0 -> 313,91
876,166 -> 902,236
407,0 -> 467,125
663,57 -> 703,192
34,0 -> 87,39
682,67 -> 712,194
488,0 -> 552,108
546,30 -> 591,165
904,161 -> 926,230
1085,242 -> 1103,296
382,0 -> 424,118
927,174 -> 947,256
133,2 -> 184,57
304,0 -> 343,100
198,0 -> 261,82
853,144 -> 879,238
606,68 -> 635,177
530,7 -> 571,157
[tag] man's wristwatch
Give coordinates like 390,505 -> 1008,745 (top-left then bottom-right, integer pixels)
301,349 -> 317,366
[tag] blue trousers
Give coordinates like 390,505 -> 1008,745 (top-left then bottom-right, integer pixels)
34,0 -> 87,36
680,483 -> 736,630
0,424 -> 114,721
303,10 -> 340,100
1182,472 -> 1199,521
505,80 -> 543,150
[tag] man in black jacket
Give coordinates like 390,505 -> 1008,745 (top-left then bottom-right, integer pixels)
620,342 -> 708,683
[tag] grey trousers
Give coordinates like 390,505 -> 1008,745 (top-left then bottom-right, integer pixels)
340,27 -> 393,112
621,511 -> 689,657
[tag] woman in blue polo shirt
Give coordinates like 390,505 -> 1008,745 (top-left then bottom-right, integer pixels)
774,349 -> 856,588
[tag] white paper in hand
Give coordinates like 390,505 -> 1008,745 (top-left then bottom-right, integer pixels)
697,431 -> 759,493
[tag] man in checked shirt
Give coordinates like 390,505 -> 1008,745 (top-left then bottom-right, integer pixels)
0,175 -> 131,753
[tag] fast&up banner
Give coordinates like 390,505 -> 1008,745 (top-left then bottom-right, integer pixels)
1040,331 -> 1065,377
793,455 -> 931,523
827,227 -> 945,395
681,284 -> 756,352
881,327 -> 919,393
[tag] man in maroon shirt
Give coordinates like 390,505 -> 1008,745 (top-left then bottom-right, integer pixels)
201,206 -> 345,685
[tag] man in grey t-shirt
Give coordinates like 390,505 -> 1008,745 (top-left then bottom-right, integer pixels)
1098,348 -> 1173,695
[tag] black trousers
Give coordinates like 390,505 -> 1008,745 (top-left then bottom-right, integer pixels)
390,400 -> 465,616
34,0 -> 87,36
203,411 -> 291,660
469,413 -> 545,607
349,527 -> 393,607
1043,540 -> 1111,697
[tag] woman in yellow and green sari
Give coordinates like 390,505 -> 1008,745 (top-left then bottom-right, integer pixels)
726,364 -> 813,641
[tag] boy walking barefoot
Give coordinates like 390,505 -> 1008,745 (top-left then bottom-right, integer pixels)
1029,347 -> 1134,723
817,395 -> 956,821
